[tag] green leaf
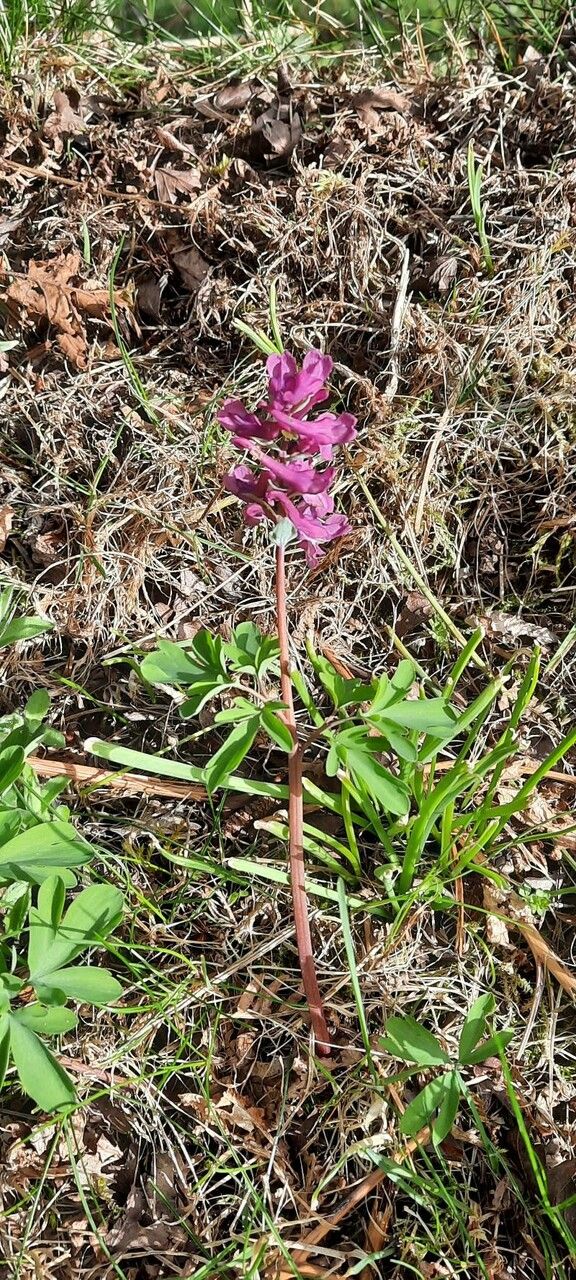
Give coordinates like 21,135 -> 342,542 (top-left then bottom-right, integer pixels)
464,1029 -> 515,1064
230,621 -> 261,658
5,883 -> 30,937
0,746 -> 25,795
325,742 -> 339,777
86,738 -> 285,801
391,660 -> 416,694
377,728 -> 417,764
399,1072 -> 453,1137
28,883 -> 124,980
373,698 -> 456,734
24,690 -> 51,722
205,718 -> 260,794
0,972 -> 24,999
13,1004 -> 78,1034
28,875 -> 67,973
140,640 -> 208,687
0,821 -> 91,886
261,707 -> 293,752
0,1021 -> 9,1090
190,630 -> 225,671
214,697 -> 259,725
33,966 -> 122,1006
224,625 -> 280,678
9,1018 -> 75,1110
0,617 -> 52,649
331,676 -> 375,709
432,1070 -> 461,1144
254,635 -> 280,677
345,749 -> 410,818
381,1016 -> 450,1066
458,995 -> 495,1062
178,679 -> 230,718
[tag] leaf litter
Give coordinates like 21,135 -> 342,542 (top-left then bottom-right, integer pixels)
1,30 -> 576,1280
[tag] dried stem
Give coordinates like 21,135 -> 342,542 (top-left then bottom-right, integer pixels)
275,544 -> 331,1055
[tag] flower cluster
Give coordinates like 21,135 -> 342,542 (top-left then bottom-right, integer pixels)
219,350 -> 356,565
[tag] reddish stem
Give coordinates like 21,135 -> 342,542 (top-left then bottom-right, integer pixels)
275,544 -> 331,1055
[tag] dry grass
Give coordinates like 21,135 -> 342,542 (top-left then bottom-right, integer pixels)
1,27 -> 576,1280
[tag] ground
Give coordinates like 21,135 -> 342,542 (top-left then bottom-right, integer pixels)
1,13 -> 576,1280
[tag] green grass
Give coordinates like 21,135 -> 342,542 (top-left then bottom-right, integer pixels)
0,0 -> 571,75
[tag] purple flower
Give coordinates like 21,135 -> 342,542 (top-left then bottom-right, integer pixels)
224,464 -> 349,564
269,490 -> 350,565
218,399 -> 277,442
245,446 -> 335,495
266,350 -> 333,414
267,407 -> 357,460
221,348 -> 355,564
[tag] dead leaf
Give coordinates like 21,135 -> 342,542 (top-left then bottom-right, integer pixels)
32,523 -> 67,566
214,79 -> 254,111
276,61 -> 293,97
547,1158 -> 576,1231
514,916 -> 576,996
353,87 -> 409,131
0,505 -> 14,553
73,287 -> 131,319
483,883 -> 510,947
154,166 -> 201,204
323,134 -> 355,169
429,255 -> 459,295
228,157 -> 260,186
215,1088 -> 269,1137
156,124 -> 198,155
253,105 -> 302,160
1,254 -> 131,370
170,243 -> 210,292
0,208 -> 30,247
473,610 -> 558,648
44,88 -> 85,140
57,331 -> 87,367
137,275 -> 163,320
105,1153 -> 188,1258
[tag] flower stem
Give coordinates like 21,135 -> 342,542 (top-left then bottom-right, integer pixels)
275,544 -> 331,1055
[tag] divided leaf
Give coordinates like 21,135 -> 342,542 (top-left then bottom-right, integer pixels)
458,994 -> 494,1062
8,1018 -> 75,1111
463,1030 -> 515,1064
400,1070 -> 462,1144
381,1016 -> 450,1066
0,821 -> 93,885
28,882 -> 124,980
140,635 -> 225,688
205,717 -> 260,794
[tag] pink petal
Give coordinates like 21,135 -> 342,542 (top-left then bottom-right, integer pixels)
224,464 -> 268,505
268,406 -> 357,454
246,445 -> 335,495
266,349 -> 332,415
269,490 -> 350,544
218,399 -> 263,436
